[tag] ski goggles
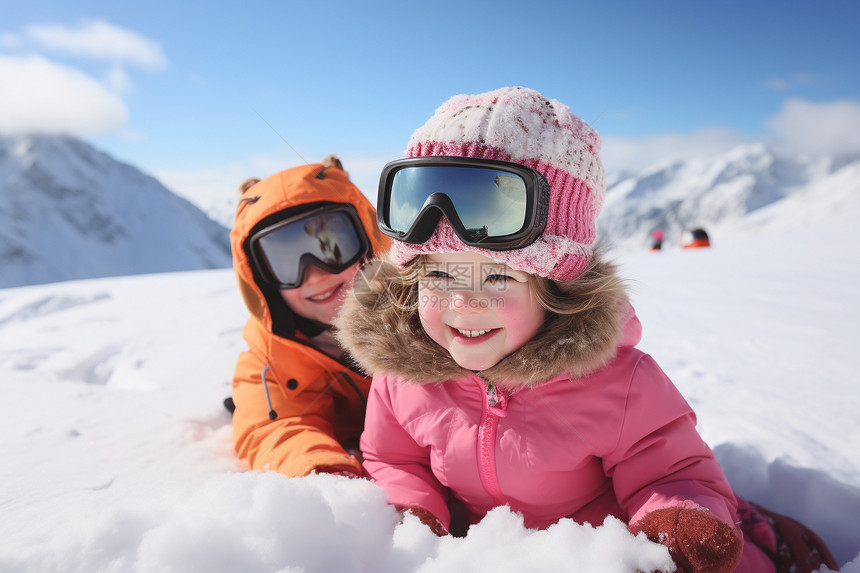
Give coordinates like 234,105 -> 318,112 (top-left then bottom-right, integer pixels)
249,204 -> 370,289
377,156 -> 550,251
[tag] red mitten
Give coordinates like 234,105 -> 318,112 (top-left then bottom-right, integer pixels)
749,502 -> 839,573
398,505 -> 449,537
629,507 -> 743,573
314,465 -> 363,478
329,470 -> 362,478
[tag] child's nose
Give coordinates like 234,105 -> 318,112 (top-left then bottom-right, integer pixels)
300,264 -> 328,286
451,289 -> 487,314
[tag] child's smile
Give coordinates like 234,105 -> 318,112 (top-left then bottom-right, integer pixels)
418,251 -> 545,371
450,327 -> 498,340
305,282 -> 344,302
280,263 -> 359,325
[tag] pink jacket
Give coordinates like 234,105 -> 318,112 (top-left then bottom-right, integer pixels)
336,256 -> 774,572
359,310 -> 741,530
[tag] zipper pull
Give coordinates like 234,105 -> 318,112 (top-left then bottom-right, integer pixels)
486,384 -> 497,408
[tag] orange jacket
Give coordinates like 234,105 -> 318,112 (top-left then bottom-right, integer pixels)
230,162 -> 389,477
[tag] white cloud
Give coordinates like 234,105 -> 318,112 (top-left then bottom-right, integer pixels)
601,98 -> 860,173
22,19 -> 166,70
761,77 -> 789,92
0,19 -> 167,135
601,127 -> 752,173
336,152 -> 401,200
761,72 -> 820,92
0,54 -> 126,135
0,32 -> 20,49
106,63 -> 132,93
153,151 -> 394,227
153,156 -> 293,219
767,98 -> 860,156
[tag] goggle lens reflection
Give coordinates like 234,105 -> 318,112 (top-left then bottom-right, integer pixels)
388,166 -> 528,239
255,209 -> 365,287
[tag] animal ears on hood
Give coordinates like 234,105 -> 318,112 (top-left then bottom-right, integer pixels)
321,154 -> 344,171
238,177 -> 261,198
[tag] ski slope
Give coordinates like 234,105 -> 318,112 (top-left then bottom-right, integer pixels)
1,215 -> 859,572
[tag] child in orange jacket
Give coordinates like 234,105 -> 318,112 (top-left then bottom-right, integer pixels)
229,156 -> 389,477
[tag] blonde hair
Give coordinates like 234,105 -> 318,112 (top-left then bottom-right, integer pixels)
527,254 -> 626,315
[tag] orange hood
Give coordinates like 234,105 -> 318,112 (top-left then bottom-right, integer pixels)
230,162 -> 389,338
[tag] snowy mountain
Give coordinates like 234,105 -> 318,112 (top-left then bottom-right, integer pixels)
599,143 -> 860,250
0,135 -> 232,288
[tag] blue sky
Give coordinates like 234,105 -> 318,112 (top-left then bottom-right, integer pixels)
2,0 -> 860,202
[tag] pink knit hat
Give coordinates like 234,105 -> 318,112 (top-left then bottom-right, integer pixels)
388,86 -> 605,281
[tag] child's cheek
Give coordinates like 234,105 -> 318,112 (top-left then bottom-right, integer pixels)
498,292 -> 546,350
417,286 -> 448,346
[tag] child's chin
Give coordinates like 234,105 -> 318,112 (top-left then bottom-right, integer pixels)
451,355 -> 502,372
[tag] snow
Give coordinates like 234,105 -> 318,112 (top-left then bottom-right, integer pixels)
2,216 -> 860,571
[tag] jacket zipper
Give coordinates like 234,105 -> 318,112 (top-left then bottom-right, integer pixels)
477,382 -> 508,506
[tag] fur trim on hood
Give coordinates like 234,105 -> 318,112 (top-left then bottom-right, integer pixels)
335,252 -> 630,389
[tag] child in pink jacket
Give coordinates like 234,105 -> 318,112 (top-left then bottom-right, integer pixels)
336,87 -> 837,573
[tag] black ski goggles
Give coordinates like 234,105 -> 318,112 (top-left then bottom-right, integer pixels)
377,156 -> 550,251
249,204 -> 370,289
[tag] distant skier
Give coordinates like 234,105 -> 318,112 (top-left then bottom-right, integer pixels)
681,227 -> 711,249
650,228 -> 664,251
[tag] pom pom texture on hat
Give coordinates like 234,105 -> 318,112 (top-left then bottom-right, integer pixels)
389,86 -> 606,281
